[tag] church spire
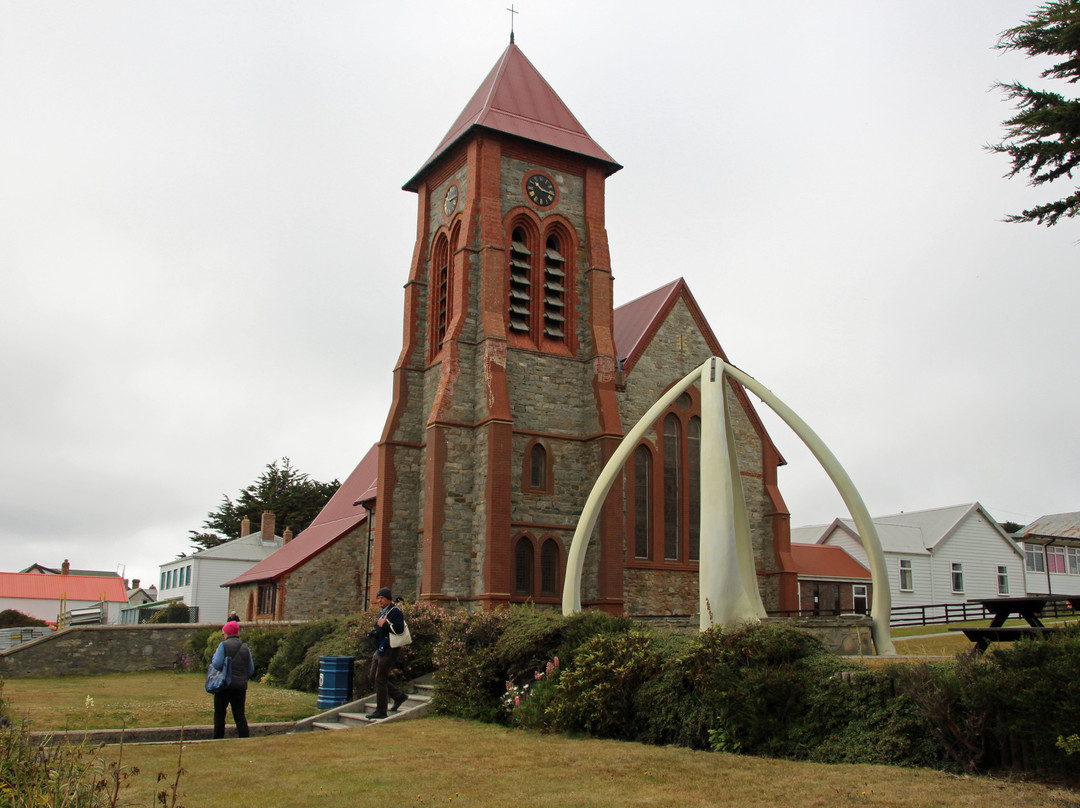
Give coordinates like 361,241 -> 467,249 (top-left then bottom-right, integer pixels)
404,41 -> 620,190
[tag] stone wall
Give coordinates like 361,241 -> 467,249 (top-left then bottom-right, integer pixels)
283,526 -> 368,619
0,624 -> 207,678
632,615 -> 878,656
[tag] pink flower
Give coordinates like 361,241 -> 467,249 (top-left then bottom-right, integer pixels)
514,695 -> 521,707
553,656 -> 560,669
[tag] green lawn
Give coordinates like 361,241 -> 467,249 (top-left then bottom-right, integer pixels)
0,671 -> 317,731
3,670 -> 1076,807
87,718 -> 1080,808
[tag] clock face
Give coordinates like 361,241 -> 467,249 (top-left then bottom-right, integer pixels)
442,184 -> 459,217
524,173 -> 556,207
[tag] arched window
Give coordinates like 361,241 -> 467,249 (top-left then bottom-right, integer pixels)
508,226 -> 533,336
530,443 -> 547,490
506,218 -> 574,351
663,414 -> 681,560
633,444 -> 652,559
523,438 -> 553,494
430,233 -> 450,357
514,536 -> 534,596
688,416 -> 701,561
540,538 -> 560,595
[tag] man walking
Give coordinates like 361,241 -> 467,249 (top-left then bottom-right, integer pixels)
367,587 -> 407,720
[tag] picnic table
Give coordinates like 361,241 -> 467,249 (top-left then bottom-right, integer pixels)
950,595 -> 1079,652
972,595 -> 1077,628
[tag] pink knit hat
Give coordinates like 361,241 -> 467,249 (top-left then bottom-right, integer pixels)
223,621 -> 240,636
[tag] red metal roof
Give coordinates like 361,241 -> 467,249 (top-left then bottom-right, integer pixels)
1020,512 -> 1080,540
789,543 -> 871,580
224,444 -> 378,586
0,572 -> 129,602
405,42 -> 620,191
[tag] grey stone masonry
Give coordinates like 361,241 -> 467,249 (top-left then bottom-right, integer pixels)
0,624 -> 206,678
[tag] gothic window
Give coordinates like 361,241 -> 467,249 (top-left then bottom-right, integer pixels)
530,443 -> 546,490
688,416 -> 701,561
633,445 -> 652,559
514,536 -> 534,596
523,438 -> 553,494
542,234 -> 566,342
628,390 -> 703,566
540,538 -> 559,595
431,234 -> 450,353
508,226 -> 533,336
663,414 -> 681,560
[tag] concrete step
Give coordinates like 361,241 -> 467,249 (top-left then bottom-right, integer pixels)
302,677 -> 436,731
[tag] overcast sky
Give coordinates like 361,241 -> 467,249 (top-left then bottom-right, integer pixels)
2,1 -> 1076,588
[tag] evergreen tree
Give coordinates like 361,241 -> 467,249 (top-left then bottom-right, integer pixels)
189,458 -> 339,550
989,1 -> 1080,226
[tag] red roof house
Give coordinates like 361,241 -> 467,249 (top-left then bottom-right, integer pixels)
0,572 -> 129,624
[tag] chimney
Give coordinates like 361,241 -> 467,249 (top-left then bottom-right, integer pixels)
240,515 -> 251,537
283,526 -> 293,544
261,510 -> 275,540
61,559 -> 70,575
132,578 -> 140,589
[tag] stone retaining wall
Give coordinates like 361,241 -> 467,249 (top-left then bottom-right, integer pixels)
0,624 -> 210,679
634,614 -> 879,656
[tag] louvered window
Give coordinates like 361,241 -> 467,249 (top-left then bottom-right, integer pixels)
508,227 -> 533,335
542,235 -> 566,341
432,235 -> 450,350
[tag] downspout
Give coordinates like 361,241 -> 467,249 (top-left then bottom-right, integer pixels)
1045,538 -> 1055,596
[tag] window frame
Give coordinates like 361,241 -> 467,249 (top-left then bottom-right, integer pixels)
898,558 -> 914,592
852,584 -> 868,614
1047,545 -> 1067,574
504,212 -> 576,353
951,562 -> 964,594
510,532 -> 564,602
997,565 -> 1010,595
1068,547 -> 1080,575
257,582 -> 277,617
626,388 -> 703,568
1025,544 -> 1046,573
522,438 -> 554,495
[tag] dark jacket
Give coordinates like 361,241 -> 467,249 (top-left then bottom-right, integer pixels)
212,636 -> 254,689
372,604 -> 405,656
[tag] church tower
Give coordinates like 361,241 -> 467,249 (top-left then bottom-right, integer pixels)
373,41 -> 627,610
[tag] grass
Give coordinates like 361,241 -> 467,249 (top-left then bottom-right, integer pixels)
0,672 -> 317,731
94,718 -> 1077,808
3,667 -> 1078,806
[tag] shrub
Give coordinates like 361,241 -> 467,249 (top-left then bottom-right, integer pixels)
264,620 -> 339,689
546,628 -> 660,738
0,610 -> 47,628
145,601 -> 192,624
242,626 -> 290,680
430,608 -> 510,722
183,625 -> 219,670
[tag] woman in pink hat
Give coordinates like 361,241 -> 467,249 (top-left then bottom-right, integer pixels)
210,620 -> 255,739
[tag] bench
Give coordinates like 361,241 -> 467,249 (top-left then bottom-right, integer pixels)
950,626 -> 1062,652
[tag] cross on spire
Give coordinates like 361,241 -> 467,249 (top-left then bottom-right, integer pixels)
507,4 -> 519,43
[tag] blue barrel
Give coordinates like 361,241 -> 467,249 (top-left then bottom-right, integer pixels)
316,656 -> 354,709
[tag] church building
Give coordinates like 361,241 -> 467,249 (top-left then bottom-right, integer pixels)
226,39 -> 798,621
